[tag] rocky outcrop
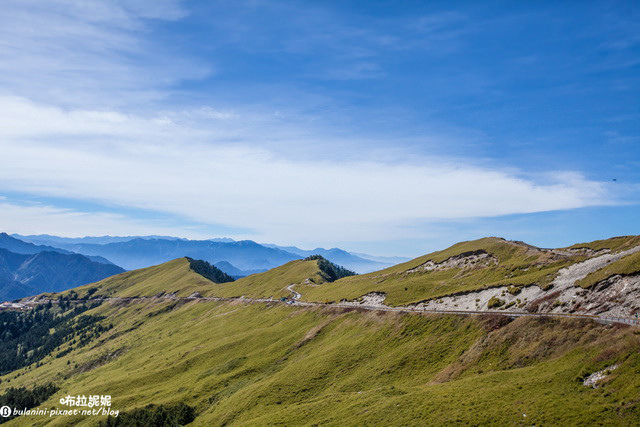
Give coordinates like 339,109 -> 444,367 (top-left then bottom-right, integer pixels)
406,250 -> 498,274
410,245 -> 640,317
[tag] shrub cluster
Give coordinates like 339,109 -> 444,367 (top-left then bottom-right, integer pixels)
0,383 -> 58,424
304,255 -> 356,282
186,258 -> 234,283
0,303 -> 108,374
101,403 -> 196,426
487,297 -> 505,309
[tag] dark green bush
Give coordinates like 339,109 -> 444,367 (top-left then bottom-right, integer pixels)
0,383 -> 58,424
101,403 -> 196,426
487,297 -> 505,309
186,258 -> 234,283
304,255 -> 356,282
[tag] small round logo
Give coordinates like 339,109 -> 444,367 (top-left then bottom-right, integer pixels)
0,406 -> 11,417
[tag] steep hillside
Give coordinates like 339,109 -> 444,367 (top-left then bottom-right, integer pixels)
53,256 -> 351,301
566,235 -> 640,253
52,258 -> 223,299
296,236 -> 640,308
296,237 -> 573,305
196,256 -> 353,299
1,237 -> 639,425
0,249 -> 125,301
2,295 -> 639,425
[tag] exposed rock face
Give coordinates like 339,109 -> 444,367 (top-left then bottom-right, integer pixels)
583,364 -> 619,388
538,274 -> 640,318
343,245 -> 640,319
406,250 -> 498,274
411,245 -> 640,317
552,247 -> 610,257
340,292 -> 387,307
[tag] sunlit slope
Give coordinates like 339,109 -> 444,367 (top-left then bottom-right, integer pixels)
296,235 -> 640,305
52,258 -> 216,298
298,237 -> 575,305
576,250 -> 640,288
49,257 -> 337,301
3,299 -> 639,425
38,235 -> 640,307
566,235 -> 640,253
199,258 -> 334,299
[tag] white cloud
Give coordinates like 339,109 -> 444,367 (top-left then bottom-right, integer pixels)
0,201 -> 205,239
0,96 -> 613,245
0,0 -> 206,108
0,2 -> 621,248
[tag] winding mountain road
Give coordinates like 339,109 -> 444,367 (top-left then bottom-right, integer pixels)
26,292 -> 640,327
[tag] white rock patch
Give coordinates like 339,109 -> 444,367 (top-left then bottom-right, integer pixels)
406,251 -> 497,274
583,364 -> 619,388
340,292 -> 387,307
410,245 -> 640,317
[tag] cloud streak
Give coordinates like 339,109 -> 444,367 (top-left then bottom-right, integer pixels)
0,1 -> 631,252
0,0 -> 207,108
0,95 -> 613,245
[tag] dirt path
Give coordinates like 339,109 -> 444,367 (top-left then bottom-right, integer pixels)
23,246 -> 640,327
286,284 -> 302,301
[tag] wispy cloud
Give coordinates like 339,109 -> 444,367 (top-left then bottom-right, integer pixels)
0,200 -> 211,239
0,0 -> 208,108
0,95 -> 614,245
0,0 -> 631,252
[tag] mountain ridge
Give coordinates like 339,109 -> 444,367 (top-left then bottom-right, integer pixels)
14,233 -> 399,273
3,234 -> 640,425
0,248 -> 125,301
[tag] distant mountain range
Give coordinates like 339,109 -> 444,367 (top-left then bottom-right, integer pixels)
213,261 -> 264,279
13,234 -> 406,274
260,244 -> 400,273
0,233 -> 115,265
0,246 -> 125,301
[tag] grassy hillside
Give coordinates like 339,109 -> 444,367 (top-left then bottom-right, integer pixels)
3,237 -> 640,425
52,257 -> 343,301
199,258 -> 334,299
46,235 -> 640,308
566,235 -> 640,253
52,258 -> 215,299
297,237 -> 581,306
2,298 -> 639,425
576,250 -> 640,288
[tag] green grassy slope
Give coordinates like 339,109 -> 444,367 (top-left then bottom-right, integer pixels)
2,298 -> 639,426
297,237 -> 581,305
198,258 -> 330,299
566,235 -> 640,253
52,258 -> 216,299
50,235 -> 639,307
45,258 -> 333,302
576,250 -> 640,288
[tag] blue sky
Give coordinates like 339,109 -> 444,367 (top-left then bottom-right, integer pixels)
0,0 -> 638,256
